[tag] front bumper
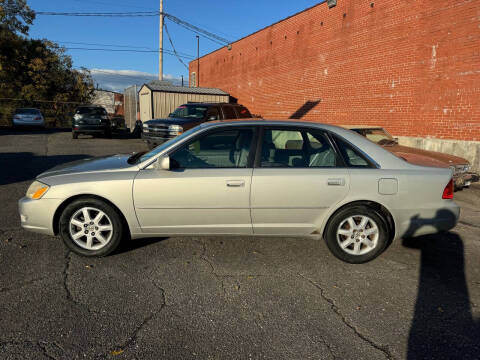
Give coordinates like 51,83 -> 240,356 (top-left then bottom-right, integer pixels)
18,197 -> 64,236
453,172 -> 479,189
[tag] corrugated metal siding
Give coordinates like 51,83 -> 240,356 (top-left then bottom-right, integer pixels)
152,92 -> 229,119
139,86 -> 152,122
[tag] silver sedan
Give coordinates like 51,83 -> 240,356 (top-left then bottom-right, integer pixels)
18,120 -> 459,263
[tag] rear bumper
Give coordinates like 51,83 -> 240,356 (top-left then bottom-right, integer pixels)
395,200 -> 460,239
18,197 -> 64,236
13,119 -> 45,126
73,124 -> 109,133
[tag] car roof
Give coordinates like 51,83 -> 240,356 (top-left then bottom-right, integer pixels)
341,125 -> 384,130
183,102 -> 245,107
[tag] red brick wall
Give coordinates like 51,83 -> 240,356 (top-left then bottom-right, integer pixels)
189,0 -> 480,141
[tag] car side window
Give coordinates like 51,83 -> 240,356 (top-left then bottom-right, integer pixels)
222,106 -> 236,119
260,128 -> 337,168
170,128 -> 254,169
206,107 -> 220,121
333,135 -> 371,167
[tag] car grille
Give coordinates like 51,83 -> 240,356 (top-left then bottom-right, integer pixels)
144,124 -> 170,137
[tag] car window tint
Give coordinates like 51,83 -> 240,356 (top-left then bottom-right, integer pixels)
222,106 -> 236,119
334,136 -> 371,167
206,107 -> 220,120
260,129 -> 336,168
170,129 -> 253,169
235,106 -> 252,119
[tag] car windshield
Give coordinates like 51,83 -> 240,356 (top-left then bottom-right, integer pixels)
76,107 -> 106,116
16,109 -> 40,115
353,128 -> 396,145
137,127 -> 200,164
170,104 -> 208,119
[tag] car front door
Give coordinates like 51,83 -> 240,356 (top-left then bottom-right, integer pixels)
133,126 -> 256,235
251,127 -> 351,236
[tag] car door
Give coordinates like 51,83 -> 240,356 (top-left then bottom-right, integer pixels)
251,126 -> 351,236
133,126 -> 256,235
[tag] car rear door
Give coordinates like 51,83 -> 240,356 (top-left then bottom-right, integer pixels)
133,126 -> 257,235
250,126 -> 350,236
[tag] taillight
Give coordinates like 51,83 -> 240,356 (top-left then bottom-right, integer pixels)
442,179 -> 454,199
34,116 -> 41,120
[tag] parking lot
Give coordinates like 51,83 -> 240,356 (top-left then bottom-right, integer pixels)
0,128 -> 479,360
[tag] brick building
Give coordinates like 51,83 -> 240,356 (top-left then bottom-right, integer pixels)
189,0 -> 480,169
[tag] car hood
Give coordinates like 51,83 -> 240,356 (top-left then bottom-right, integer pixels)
144,117 -> 197,125
37,154 -> 134,179
382,144 -> 468,167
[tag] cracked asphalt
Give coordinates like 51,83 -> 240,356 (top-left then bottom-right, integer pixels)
0,128 -> 479,360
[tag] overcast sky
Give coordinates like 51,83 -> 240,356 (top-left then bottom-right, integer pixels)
28,0 -> 324,92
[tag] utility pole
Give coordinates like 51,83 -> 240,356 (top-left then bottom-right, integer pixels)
196,35 -> 200,87
159,0 -> 164,80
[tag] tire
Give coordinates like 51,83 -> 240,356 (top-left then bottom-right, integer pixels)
104,129 -> 112,138
324,205 -> 389,264
72,132 -> 78,139
59,197 -> 124,257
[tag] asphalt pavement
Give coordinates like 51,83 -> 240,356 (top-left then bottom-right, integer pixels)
0,128 -> 479,360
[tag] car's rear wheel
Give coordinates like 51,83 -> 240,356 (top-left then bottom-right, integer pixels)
59,198 -> 123,257
72,132 -> 78,139
324,205 -> 388,263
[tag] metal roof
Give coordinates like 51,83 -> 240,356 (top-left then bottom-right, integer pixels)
143,80 -> 229,96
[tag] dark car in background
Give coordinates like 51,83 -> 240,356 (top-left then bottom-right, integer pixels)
72,106 -> 111,139
141,103 -> 253,149
344,125 -> 479,190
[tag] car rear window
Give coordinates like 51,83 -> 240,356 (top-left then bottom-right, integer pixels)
235,106 -> 252,119
16,109 -> 40,115
76,107 -> 107,116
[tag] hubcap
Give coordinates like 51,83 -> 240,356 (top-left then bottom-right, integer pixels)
69,207 -> 113,250
336,215 -> 379,256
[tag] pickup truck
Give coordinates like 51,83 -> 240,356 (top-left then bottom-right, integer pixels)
141,102 -> 253,149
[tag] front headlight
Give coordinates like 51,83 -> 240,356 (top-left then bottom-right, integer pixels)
26,181 -> 50,200
168,125 -> 183,134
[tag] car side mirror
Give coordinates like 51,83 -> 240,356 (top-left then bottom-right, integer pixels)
155,156 -> 170,171
393,137 -> 399,143
168,113 -> 174,117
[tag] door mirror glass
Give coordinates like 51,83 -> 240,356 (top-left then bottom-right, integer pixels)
155,156 -> 170,170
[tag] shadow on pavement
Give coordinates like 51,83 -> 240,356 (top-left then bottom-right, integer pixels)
114,237 -> 169,256
403,210 -> 480,359
0,152 -> 91,185
0,127 -> 71,136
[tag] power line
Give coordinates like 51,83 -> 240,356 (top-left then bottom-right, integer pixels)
163,13 -> 230,45
53,40 -> 193,57
36,11 -> 159,17
63,47 -> 195,59
164,22 -> 189,70
35,10 -> 232,45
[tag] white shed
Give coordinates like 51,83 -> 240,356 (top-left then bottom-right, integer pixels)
138,80 -> 230,122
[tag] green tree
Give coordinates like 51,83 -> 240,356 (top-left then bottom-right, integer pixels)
0,0 -> 95,126
0,0 -> 35,35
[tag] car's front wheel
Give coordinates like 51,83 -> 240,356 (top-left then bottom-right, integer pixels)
324,205 -> 389,264
59,197 -> 124,257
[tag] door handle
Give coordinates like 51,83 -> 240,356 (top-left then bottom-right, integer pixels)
226,180 -> 245,187
327,178 -> 345,186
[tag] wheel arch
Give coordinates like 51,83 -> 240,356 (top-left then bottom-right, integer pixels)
322,200 -> 396,243
53,194 -> 130,237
